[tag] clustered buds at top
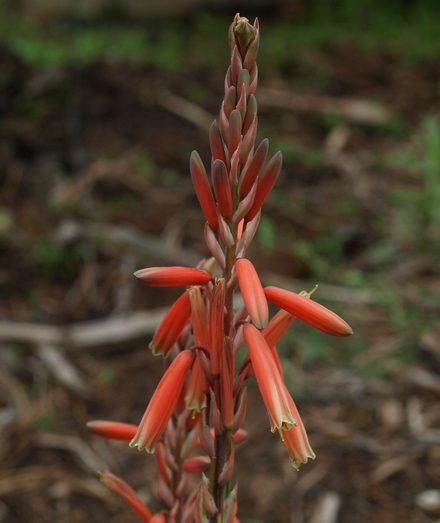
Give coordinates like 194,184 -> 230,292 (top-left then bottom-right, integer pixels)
134,267 -> 212,288
264,286 -> 353,337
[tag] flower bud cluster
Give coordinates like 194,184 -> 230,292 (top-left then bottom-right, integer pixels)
87,14 -> 353,522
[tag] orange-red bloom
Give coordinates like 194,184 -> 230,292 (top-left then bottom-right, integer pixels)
264,286 -> 353,337
86,420 -> 138,441
100,472 -> 152,523
246,151 -> 283,221
243,324 -> 296,432
134,267 -> 212,288
261,309 -> 296,348
190,150 -> 219,230
149,290 -> 192,356
236,258 -> 268,329
130,350 -> 194,453
281,395 -> 316,470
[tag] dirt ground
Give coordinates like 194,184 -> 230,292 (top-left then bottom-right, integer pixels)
1,12 -> 440,523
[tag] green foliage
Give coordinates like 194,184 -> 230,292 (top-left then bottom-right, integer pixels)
33,239 -> 86,282
388,116 -> 440,251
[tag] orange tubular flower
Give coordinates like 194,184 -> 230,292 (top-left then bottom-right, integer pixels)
130,350 -> 194,453
134,267 -> 212,288
243,324 -> 296,432
149,290 -> 192,356
100,472 -> 153,523
264,286 -> 353,337
86,420 -> 138,441
261,309 -> 296,348
236,258 -> 268,329
281,395 -> 316,470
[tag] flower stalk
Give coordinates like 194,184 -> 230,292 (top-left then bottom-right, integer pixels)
87,13 -> 353,523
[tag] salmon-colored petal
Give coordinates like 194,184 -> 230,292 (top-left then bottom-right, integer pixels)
134,267 -> 212,288
236,258 -> 268,329
264,286 -> 353,337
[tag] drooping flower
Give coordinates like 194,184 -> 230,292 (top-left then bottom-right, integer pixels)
281,395 -> 316,470
236,258 -> 268,329
264,286 -> 353,337
149,290 -> 192,356
134,267 -> 212,288
100,471 -> 153,523
130,350 -> 194,453
243,324 -> 296,432
86,420 -> 138,441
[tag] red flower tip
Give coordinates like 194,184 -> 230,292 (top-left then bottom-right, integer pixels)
130,350 -> 194,453
212,159 -> 233,218
246,151 -> 283,222
87,420 -> 138,441
264,286 -> 353,337
183,456 -> 211,474
100,472 -> 153,523
190,150 -> 219,230
149,290 -> 192,356
134,267 -> 212,288
236,258 -> 268,329
243,324 -> 297,432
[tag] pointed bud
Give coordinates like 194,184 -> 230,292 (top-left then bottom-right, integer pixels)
233,182 -> 256,223
248,63 -> 258,96
228,109 -> 242,156
100,472 -> 153,523
233,16 -> 259,64
236,79 -> 247,120
242,21 -> 260,71
135,266 -> 212,288
204,223 -> 225,269
264,286 -> 354,337
210,120 -> 227,164
130,350 -> 194,453
183,456 -> 211,474
243,324 -> 296,432
236,69 -> 250,104
87,420 -> 138,441
246,151 -> 283,221
218,215 -> 235,247
212,159 -> 233,218
236,258 -> 268,329
240,115 -> 258,164
242,93 -> 257,136
190,151 -> 219,230
230,46 -> 243,88
236,212 -> 260,257
224,86 -> 237,119
240,138 -> 268,196
149,290 -> 192,356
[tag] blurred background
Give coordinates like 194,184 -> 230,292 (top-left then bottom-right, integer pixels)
1,0 -> 440,522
